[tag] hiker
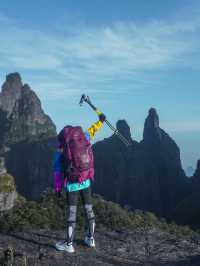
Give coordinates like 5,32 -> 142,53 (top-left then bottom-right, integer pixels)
54,113 -> 106,253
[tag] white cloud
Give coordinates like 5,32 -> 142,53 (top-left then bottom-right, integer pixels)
0,8 -> 200,98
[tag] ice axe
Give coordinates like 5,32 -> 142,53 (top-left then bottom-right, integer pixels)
79,94 -> 131,147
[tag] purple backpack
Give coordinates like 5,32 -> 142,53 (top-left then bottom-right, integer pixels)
58,126 -> 94,183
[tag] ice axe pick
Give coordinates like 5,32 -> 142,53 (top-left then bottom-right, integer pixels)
79,94 -> 131,147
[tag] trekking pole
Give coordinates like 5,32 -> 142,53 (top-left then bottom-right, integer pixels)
79,94 -> 131,147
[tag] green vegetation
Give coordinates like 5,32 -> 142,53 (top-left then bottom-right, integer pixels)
0,189 -> 196,237
159,221 -> 194,237
0,174 -> 15,193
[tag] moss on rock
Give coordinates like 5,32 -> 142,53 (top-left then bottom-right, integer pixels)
0,174 -> 15,193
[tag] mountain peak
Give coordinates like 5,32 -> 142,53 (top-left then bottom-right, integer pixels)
143,107 -> 161,141
6,72 -> 22,84
0,72 -> 23,115
116,120 -> 132,140
0,73 -> 56,144
147,107 -> 159,128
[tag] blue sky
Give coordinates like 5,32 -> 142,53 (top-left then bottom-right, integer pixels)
0,0 -> 200,170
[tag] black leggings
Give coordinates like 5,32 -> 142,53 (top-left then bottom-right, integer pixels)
66,186 -> 95,243
66,186 -> 92,206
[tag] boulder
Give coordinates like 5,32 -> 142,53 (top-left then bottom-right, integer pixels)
0,157 -> 17,211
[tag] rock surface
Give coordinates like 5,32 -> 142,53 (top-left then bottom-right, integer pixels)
0,72 -> 56,145
0,73 -> 57,199
0,228 -> 200,266
0,72 -> 199,221
0,73 -> 22,116
4,137 -> 56,199
0,156 -> 17,211
193,160 -> 200,180
173,160 -> 200,227
93,109 -> 190,218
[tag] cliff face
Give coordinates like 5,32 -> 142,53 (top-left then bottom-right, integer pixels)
193,160 -> 200,181
93,109 -> 190,218
0,73 -> 56,145
173,161 -> 200,227
0,156 -> 18,211
0,73 -> 57,199
188,160 -> 200,194
0,72 -> 198,219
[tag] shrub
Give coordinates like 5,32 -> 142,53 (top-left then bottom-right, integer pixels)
0,189 -> 196,237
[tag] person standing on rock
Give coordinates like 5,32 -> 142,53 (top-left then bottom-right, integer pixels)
53,113 -> 106,253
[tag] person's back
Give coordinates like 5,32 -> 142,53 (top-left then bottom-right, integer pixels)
54,113 -> 106,253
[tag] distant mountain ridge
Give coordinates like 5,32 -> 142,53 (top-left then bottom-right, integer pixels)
0,72 -> 199,223
93,109 -> 192,218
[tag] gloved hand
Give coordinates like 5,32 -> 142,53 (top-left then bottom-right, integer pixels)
99,113 -> 106,122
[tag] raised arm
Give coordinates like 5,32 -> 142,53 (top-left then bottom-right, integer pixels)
86,114 -> 106,140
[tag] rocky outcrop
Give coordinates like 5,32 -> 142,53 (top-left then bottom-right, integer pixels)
174,160 -> 200,227
188,160 -> 200,193
0,228 -> 200,266
93,120 -> 138,208
193,160 -> 200,179
1,190 -> 200,265
93,108 -> 190,218
143,108 -> 161,142
0,73 -> 57,200
0,73 -> 22,116
139,108 -> 189,217
116,119 -> 132,141
0,157 -> 18,211
4,137 -> 56,199
0,72 -> 197,220
0,73 -> 56,145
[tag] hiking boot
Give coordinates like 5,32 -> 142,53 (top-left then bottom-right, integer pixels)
84,236 -> 95,247
55,240 -> 75,253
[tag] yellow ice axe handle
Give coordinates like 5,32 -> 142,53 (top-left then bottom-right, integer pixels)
79,94 -> 130,146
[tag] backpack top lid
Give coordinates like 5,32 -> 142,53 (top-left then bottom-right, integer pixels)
58,125 -> 86,146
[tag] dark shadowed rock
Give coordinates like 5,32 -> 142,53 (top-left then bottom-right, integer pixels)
193,160 -> 200,179
188,160 -> 200,192
0,73 -> 56,145
93,124 -> 139,208
0,73 -> 198,224
173,191 -> 200,228
0,73 -> 57,199
93,108 -> 190,218
143,107 -> 161,142
5,137 -> 56,199
116,120 -> 132,141
174,160 -> 200,227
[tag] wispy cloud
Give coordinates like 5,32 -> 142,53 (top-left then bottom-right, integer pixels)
0,7 -> 200,98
